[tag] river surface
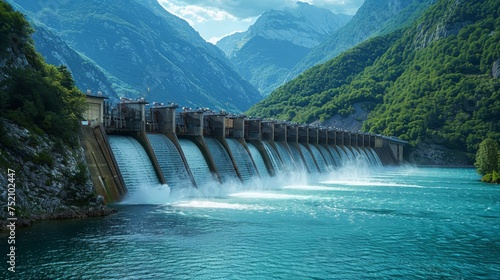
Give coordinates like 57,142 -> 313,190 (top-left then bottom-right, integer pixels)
2,167 -> 500,279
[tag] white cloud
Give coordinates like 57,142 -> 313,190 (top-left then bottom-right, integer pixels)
309,0 -> 365,14
162,0 -> 364,17
161,1 -> 237,24
161,0 -> 298,18
158,0 -> 363,42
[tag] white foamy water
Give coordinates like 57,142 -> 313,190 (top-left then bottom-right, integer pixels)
282,185 -> 334,191
120,184 -> 171,205
321,180 -> 424,188
230,191 -> 312,200
174,200 -> 271,210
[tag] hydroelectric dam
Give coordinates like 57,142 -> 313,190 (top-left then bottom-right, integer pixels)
80,94 -> 407,203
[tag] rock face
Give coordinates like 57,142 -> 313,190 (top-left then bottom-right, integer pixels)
408,143 -> 472,166
413,0 -> 468,50
8,0 -> 261,112
216,32 -> 246,59
493,59 -> 500,78
241,2 -> 350,50
315,102 -> 372,132
0,42 -> 29,82
0,119 -> 115,230
217,2 -> 351,96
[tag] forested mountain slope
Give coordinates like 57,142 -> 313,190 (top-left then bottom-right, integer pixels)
247,0 -> 500,160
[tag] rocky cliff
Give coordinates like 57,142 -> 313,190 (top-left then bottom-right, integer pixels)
0,119 -> 114,230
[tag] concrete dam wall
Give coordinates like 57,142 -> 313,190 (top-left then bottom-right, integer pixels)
80,99 -> 407,202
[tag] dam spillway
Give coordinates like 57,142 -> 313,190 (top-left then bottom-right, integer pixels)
147,133 -> 193,189
107,135 -> 161,193
178,138 -> 217,188
204,137 -> 239,183
246,142 -> 270,178
225,138 -> 258,183
81,98 -> 408,201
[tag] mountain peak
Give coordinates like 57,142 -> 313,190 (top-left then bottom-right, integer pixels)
217,2 -> 351,95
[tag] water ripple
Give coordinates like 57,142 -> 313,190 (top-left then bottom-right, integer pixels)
5,168 -> 500,280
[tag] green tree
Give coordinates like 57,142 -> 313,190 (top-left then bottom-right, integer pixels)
0,1 -> 86,145
475,138 -> 499,176
0,0 -> 33,55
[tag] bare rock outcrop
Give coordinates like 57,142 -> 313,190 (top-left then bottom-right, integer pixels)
0,119 -> 115,230
492,59 -> 500,78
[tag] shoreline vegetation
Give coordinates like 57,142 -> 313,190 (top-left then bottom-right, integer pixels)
475,138 -> 500,184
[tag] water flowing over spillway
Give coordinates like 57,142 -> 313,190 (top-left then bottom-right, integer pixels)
204,138 -> 238,183
309,144 -> 328,173
298,143 -> 319,173
318,145 -> 336,168
337,146 -> 353,163
225,138 -> 258,183
274,142 -> 298,173
178,138 -> 217,187
107,135 -> 161,193
147,134 -> 192,189
289,144 -> 307,172
107,133 -> 387,196
262,141 -> 285,174
329,146 -> 343,167
350,147 -> 367,167
247,142 -> 270,178
362,147 -> 379,166
368,147 -> 383,166
359,147 -> 372,165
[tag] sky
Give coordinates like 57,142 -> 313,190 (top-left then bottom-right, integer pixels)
158,0 -> 365,44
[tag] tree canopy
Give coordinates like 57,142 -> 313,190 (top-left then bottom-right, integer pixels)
0,1 -> 86,144
475,138 -> 500,183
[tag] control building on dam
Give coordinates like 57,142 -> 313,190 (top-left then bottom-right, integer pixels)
80,93 -> 408,203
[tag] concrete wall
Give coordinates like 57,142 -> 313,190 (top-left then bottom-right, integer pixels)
80,125 -> 126,203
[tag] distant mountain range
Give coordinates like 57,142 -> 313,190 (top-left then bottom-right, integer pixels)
217,2 -> 351,96
7,0 -> 262,112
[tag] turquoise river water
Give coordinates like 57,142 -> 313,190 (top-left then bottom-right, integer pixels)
2,166 -> 500,279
